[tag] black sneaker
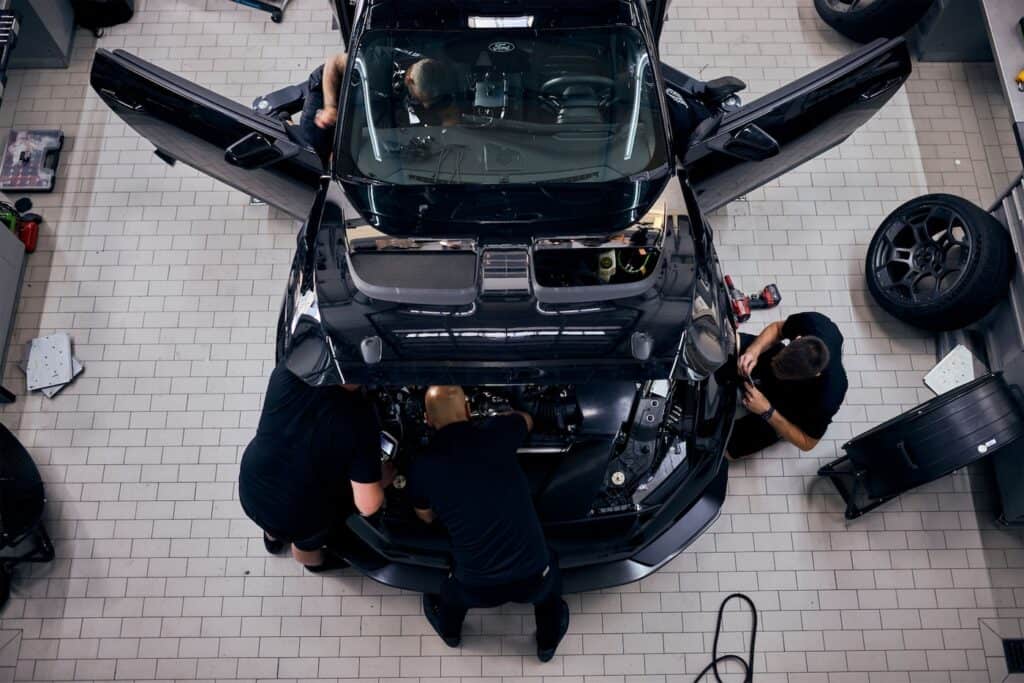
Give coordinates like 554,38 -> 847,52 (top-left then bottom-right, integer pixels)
537,600 -> 570,662
263,533 -> 285,555
422,594 -> 461,648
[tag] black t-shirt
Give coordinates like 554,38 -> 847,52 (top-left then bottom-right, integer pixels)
410,415 -> 549,587
753,312 -> 848,440
238,366 -> 381,539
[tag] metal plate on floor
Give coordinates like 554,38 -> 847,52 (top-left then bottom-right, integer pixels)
25,332 -> 72,391
924,344 -> 976,395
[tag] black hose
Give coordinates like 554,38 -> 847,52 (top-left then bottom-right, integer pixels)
692,592 -> 757,683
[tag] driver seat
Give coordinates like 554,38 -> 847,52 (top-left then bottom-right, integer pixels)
556,85 -> 604,125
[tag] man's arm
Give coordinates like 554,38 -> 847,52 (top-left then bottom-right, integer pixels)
512,410 -> 534,433
741,383 -> 820,452
765,411 -> 819,452
351,481 -> 384,516
323,53 -> 348,111
316,53 -> 348,129
738,320 -> 785,376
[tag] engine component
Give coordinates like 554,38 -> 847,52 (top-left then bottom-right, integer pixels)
598,391 -> 666,501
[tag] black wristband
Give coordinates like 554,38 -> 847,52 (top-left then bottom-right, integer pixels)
760,406 -> 775,422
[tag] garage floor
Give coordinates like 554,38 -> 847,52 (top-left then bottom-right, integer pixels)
1,0 -> 1023,681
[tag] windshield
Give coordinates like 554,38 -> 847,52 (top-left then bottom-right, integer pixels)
338,26 -> 668,186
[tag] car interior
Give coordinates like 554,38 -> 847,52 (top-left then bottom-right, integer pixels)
342,27 -> 669,185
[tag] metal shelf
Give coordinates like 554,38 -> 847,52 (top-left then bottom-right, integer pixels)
980,0 -> 1024,159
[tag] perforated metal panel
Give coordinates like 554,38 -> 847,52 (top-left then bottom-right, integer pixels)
25,333 -> 71,391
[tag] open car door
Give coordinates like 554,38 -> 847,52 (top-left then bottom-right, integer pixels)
681,38 -> 912,213
645,0 -> 671,41
91,49 -> 322,220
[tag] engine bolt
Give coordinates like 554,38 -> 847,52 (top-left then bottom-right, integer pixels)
611,471 -> 626,486
394,475 -> 407,490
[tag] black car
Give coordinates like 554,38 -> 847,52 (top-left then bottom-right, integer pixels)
90,0 -> 911,593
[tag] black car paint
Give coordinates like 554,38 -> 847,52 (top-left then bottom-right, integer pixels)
684,38 -> 913,213
89,0 -> 912,593
90,49 -> 322,221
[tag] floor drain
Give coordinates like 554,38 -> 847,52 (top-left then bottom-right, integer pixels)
1004,639 -> 1024,673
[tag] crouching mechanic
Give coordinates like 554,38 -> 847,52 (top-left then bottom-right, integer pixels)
728,312 -> 849,458
412,386 -> 570,662
239,365 -> 391,572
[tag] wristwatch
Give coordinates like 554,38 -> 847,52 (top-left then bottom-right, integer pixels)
760,406 -> 775,422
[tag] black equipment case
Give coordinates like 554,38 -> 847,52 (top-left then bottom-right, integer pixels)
819,373 -> 1024,519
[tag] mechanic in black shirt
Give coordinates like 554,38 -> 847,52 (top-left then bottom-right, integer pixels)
411,385 -> 570,662
728,312 -> 849,458
239,365 -> 389,571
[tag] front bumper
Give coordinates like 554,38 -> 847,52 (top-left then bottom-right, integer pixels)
338,462 -> 727,594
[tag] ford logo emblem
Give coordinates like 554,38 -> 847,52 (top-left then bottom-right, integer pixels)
489,41 -> 515,53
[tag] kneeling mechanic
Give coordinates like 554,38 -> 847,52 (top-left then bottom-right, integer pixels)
729,311 -> 849,458
239,365 -> 391,571
412,386 -> 570,662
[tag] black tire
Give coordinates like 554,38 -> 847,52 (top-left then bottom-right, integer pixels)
865,194 -> 1013,332
271,11 -> 283,23
814,0 -> 934,43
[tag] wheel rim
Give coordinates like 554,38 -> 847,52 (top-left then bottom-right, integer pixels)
872,203 -> 972,304
823,0 -> 880,13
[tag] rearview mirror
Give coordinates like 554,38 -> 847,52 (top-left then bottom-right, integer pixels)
225,132 -> 300,169
706,124 -> 780,162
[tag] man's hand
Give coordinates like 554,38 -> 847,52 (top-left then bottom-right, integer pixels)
315,107 -> 338,129
741,383 -> 771,416
737,350 -> 759,378
415,507 -> 435,524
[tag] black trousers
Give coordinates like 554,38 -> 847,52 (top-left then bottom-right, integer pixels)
297,65 -> 335,166
435,562 -> 564,648
727,332 -> 781,457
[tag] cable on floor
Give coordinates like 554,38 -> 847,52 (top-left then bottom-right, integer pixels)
692,592 -> 758,683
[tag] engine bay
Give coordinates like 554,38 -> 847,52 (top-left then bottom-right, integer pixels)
373,384 -> 584,461
367,380 -> 704,523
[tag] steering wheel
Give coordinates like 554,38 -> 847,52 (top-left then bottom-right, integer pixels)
540,75 -> 615,96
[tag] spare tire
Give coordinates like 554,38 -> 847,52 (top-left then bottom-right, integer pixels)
814,0 -> 934,43
865,194 -> 1013,331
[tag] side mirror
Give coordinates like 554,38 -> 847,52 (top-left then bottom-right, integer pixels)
706,123 -> 780,162
225,132 -> 300,169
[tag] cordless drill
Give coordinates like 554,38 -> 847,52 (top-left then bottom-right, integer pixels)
725,276 -> 782,323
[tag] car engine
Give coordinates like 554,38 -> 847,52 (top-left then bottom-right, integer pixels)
372,384 -> 582,457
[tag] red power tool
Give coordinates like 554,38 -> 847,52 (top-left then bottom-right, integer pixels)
725,276 -> 782,323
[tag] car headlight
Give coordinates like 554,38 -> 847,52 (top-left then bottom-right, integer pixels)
677,285 -> 732,381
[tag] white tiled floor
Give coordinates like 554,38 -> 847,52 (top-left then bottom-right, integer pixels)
0,1 -> 1022,681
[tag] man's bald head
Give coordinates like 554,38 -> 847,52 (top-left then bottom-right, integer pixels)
424,385 -> 470,430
